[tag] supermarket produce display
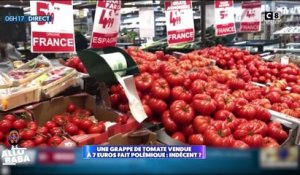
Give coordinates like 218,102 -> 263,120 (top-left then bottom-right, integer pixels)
1,45 -> 300,150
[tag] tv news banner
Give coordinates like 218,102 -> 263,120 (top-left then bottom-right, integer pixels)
164,0 -> 195,45
214,0 -> 236,36
82,146 -> 206,159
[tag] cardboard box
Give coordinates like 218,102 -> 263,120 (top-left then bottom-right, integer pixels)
0,93 -> 141,147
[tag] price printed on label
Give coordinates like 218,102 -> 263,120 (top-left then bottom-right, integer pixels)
165,0 -> 194,45
30,0 -> 75,53
214,0 -> 236,36
91,0 -> 121,48
240,1 -> 262,32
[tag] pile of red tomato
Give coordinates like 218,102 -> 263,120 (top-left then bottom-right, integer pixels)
0,104 -> 128,148
193,45 -> 300,87
108,47 -> 294,148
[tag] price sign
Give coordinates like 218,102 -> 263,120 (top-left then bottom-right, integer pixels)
30,0 -> 75,53
165,0 -> 194,45
240,1 -> 262,32
214,0 -> 236,36
91,0 -> 121,48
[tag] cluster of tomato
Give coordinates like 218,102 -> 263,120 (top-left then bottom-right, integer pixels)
108,47 -> 293,148
194,45 -> 300,87
0,104 -> 108,148
64,56 -> 87,73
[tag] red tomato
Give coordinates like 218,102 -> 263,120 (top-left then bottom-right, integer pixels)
78,130 -> 86,135
37,126 -> 48,135
67,103 -> 77,113
0,119 -> 12,134
291,85 -> 300,94
162,111 -> 178,134
204,121 -> 232,147
12,119 -> 27,130
214,94 -> 236,112
0,131 -> 4,141
49,127 -> 63,136
151,78 -> 170,100
3,114 -> 17,123
233,51 -> 244,60
171,132 -> 186,143
192,94 -> 217,116
235,104 -> 256,120
48,136 -> 63,147
164,69 -> 185,87
110,94 -> 120,108
190,80 -> 207,95
20,140 -> 35,148
88,124 -> 105,134
171,86 -> 192,103
227,78 -> 246,90
134,72 -> 154,92
148,98 -> 168,115
65,123 -> 79,136
33,134 -> 47,145
188,134 -> 205,145
110,84 -> 123,94
266,91 -> 282,104
20,129 -> 36,140
80,119 -> 93,131
243,134 -> 263,147
118,103 -> 130,113
193,116 -> 212,134
254,106 -> 271,122
27,121 -> 38,131
234,120 -> 268,140
214,110 -> 235,121
170,100 -> 195,125
267,125 -> 288,144
271,103 -> 289,112
231,140 -> 249,149
143,104 -> 153,119
44,121 -> 57,129
180,124 -> 194,138
155,51 -> 164,60
262,137 -> 280,148
148,62 -> 162,73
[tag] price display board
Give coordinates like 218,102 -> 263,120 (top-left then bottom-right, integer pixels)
165,0 -> 194,45
90,0 -> 121,48
214,0 -> 236,36
30,0 -> 75,53
240,1 -> 262,32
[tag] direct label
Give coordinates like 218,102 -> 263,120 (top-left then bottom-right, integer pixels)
90,0 -> 121,48
214,0 -> 236,36
165,0 -> 194,45
30,0 -> 75,53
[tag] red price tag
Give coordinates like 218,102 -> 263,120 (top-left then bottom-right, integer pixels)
246,9 -> 255,18
37,2 -> 54,25
220,10 -> 228,19
170,11 -> 181,26
99,9 -> 114,28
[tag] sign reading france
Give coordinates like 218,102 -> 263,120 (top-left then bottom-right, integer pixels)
82,146 -> 206,159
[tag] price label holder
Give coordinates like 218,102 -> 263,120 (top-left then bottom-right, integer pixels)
268,109 -> 300,147
281,55 -> 290,65
77,47 -> 147,123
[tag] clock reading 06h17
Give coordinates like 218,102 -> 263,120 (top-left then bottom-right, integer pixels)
2,15 -> 52,23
